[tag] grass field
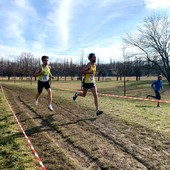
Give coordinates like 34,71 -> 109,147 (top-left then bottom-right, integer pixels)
0,85 -> 39,170
0,78 -> 170,169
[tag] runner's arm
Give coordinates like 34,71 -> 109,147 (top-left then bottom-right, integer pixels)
151,81 -> 155,89
81,63 -> 93,75
33,67 -> 43,77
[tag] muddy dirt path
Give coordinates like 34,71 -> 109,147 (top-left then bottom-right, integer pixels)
2,84 -> 170,170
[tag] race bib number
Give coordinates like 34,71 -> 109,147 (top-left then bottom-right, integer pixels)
89,76 -> 94,83
42,75 -> 49,81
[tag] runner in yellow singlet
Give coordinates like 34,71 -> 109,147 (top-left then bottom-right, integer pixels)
33,55 -> 54,111
73,53 -> 103,116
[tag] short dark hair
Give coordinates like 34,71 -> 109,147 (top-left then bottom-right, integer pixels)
41,55 -> 49,61
88,53 -> 95,60
158,75 -> 162,79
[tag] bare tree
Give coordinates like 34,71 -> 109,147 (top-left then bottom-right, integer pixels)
133,57 -> 142,81
0,58 -> 4,77
123,12 -> 170,84
115,62 -> 124,80
6,60 -> 13,80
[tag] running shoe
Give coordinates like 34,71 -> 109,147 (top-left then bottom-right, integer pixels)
35,100 -> 38,106
96,110 -> 103,116
48,104 -> 54,111
73,92 -> 78,101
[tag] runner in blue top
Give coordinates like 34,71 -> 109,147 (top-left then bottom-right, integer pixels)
147,75 -> 163,107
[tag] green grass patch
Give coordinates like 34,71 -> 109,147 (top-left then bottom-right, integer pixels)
50,80 -> 170,137
98,95 -> 170,135
0,88 -> 39,170
1,79 -> 170,137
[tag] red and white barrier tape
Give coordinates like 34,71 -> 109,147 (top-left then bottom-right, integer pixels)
56,87 -> 170,104
99,93 -> 170,104
1,86 -> 46,170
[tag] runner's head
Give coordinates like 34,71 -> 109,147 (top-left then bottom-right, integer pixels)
88,53 -> 96,63
41,55 -> 49,66
158,75 -> 162,80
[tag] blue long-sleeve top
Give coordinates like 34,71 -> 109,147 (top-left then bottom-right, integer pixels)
151,80 -> 163,92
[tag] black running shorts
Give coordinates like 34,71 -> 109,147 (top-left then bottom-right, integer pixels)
38,80 -> 50,93
82,82 -> 95,89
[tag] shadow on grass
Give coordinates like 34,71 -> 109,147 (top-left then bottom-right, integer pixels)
57,117 -> 97,126
135,105 -> 156,108
0,125 -> 53,147
0,114 -> 14,122
0,132 -> 23,145
0,130 -> 37,170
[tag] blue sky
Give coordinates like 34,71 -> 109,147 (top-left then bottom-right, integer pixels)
0,0 -> 170,64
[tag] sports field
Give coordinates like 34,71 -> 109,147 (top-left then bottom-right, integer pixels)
0,78 -> 170,169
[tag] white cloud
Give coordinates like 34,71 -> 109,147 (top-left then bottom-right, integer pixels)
1,0 -> 170,64
57,0 -> 73,45
144,0 -> 170,9
0,45 -> 22,59
83,44 -> 123,64
5,14 -> 24,42
0,9 -> 24,44
96,0 -> 124,8
15,0 -> 32,11
0,54 -> 9,60
45,0 -> 75,49
0,0 -> 38,47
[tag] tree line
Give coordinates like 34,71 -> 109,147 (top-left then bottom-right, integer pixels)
1,12 -> 170,84
0,52 -> 159,81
